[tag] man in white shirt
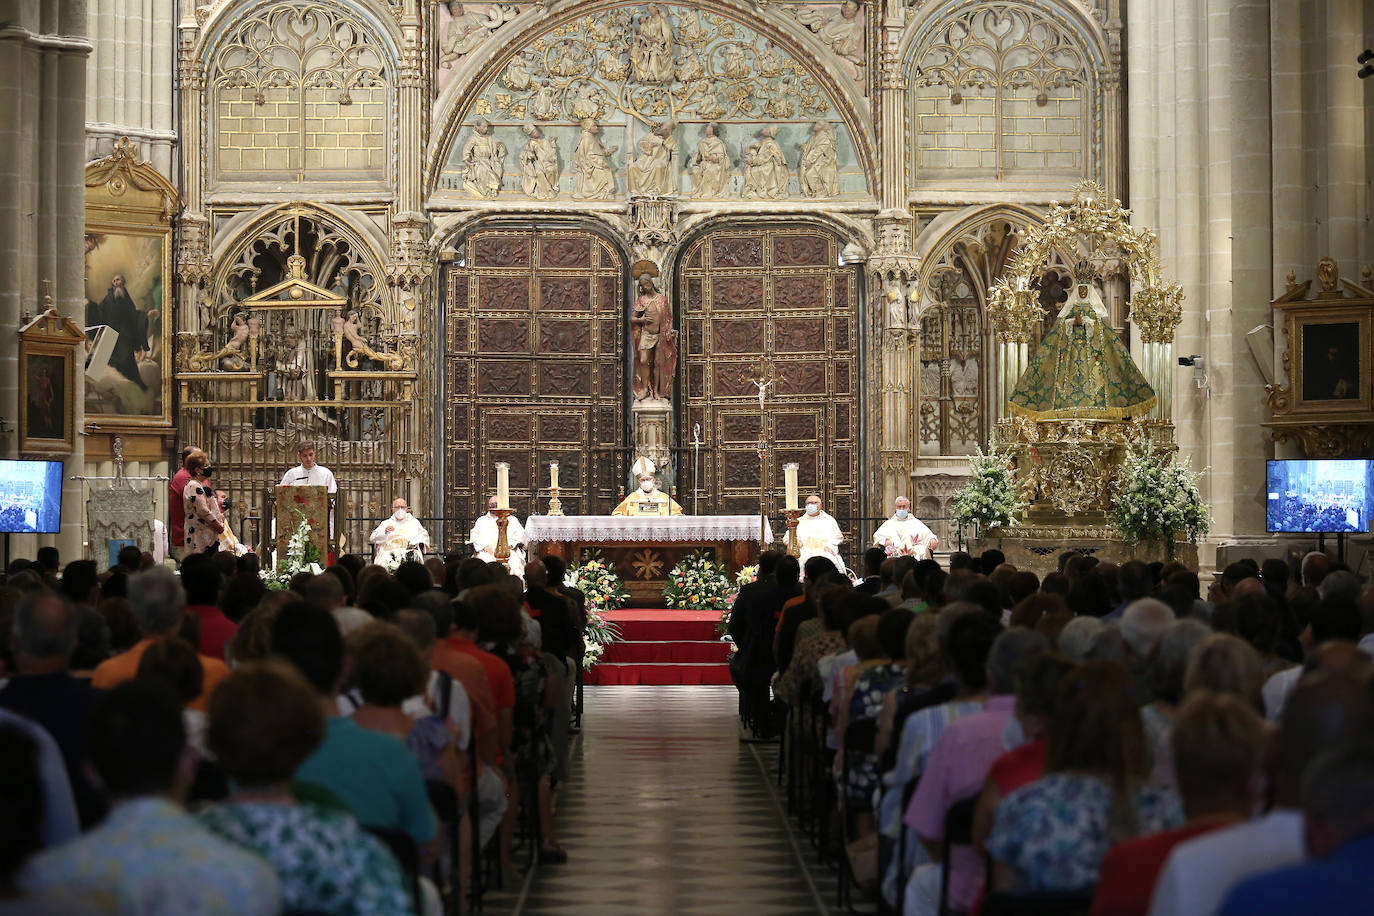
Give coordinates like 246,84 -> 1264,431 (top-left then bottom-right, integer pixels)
795,493 -> 844,575
1148,673 -> 1374,916
872,496 -> 938,559
469,495 -> 526,578
369,498 -> 430,567
278,441 -> 337,493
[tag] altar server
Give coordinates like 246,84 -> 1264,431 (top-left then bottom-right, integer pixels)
469,495 -> 526,578
796,493 -> 844,575
278,441 -> 337,493
370,498 -> 430,567
872,496 -> 938,560
611,456 -> 684,517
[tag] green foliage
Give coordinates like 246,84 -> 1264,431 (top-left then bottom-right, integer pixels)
952,448 -> 1026,533
1109,446 -> 1211,549
662,550 -> 737,611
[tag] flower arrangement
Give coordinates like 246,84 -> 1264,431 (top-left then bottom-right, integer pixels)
716,564 -> 760,635
262,509 -> 323,590
565,551 -> 630,613
564,552 -> 627,670
736,565 -> 759,587
952,448 -> 1026,535
663,551 -> 736,611
1109,446 -> 1210,552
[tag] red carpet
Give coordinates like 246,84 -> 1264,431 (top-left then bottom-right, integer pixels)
586,608 -> 733,686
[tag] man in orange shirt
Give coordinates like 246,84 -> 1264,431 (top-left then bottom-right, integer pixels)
91,567 -> 228,712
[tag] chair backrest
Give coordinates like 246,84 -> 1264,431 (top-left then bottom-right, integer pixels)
427,779 -> 462,822
943,795 -> 978,846
364,824 -> 422,910
982,890 -> 1095,916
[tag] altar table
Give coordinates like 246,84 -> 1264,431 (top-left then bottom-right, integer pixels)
526,515 -> 773,606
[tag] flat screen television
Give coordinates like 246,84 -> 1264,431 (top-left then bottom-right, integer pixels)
1266,459 -> 1373,534
0,459 -> 64,534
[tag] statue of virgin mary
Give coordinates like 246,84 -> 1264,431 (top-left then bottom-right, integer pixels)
1008,268 -> 1157,419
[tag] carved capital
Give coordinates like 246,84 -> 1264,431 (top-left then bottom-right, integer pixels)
176,213 -> 214,287
626,195 -> 680,250
385,214 -> 434,289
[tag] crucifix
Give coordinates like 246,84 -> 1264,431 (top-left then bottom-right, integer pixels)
743,360 -> 783,546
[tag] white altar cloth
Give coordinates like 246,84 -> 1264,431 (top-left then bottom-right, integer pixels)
524,514 -> 773,544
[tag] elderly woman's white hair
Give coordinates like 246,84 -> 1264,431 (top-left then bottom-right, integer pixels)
331,606 -> 373,638
1121,598 -> 1176,657
1058,615 -> 1104,662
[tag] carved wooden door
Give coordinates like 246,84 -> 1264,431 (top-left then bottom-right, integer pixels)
677,227 -> 862,540
443,228 -> 626,549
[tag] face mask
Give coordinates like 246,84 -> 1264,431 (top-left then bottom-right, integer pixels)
640,479 -> 655,492
201,467 -> 213,478
393,509 -> 407,520
805,504 -> 819,516
896,509 -> 909,520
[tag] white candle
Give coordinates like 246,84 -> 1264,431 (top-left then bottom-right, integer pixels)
784,462 -> 799,510
550,461 -> 559,489
495,462 -> 510,509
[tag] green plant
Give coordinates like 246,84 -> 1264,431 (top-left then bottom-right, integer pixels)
261,509 -> 322,590
952,448 -> 1026,534
565,551 -> 630,613
662,550 -> 736,611
1109,446 -> 1210,552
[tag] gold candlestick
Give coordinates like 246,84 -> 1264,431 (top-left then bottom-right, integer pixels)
492,508 -> 513,568
784,508 -> 802,557
548,487 -> 563,516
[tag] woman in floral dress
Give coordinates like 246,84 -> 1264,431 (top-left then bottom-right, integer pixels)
182,453 -> 225,555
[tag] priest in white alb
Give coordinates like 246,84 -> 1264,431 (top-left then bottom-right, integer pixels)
469,495 -> 527,577
796,493 -> 844,575
873,496 -> 938,560
370,497 -> 430,568
611,456 -> 684,516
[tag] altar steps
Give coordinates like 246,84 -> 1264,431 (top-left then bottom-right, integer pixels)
586,608 -> 733,686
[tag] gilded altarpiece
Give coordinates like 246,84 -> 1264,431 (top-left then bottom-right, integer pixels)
676,226 -> 862,538
443,227 -> 628,550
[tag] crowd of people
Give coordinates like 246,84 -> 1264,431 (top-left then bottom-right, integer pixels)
0,545 -> 588,915
729,544 -> 1374,915
1265,494 -> 1362,534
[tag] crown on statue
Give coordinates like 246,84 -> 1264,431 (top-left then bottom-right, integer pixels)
1072,259 -> 1100,285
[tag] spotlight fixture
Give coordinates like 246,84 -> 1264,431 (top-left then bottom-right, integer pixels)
1359,49 -> 1374,79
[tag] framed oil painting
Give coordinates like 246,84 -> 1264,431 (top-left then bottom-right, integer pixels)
1294,312 -> 1371,412
19,310 -> 84,455
84,137 -> 178,429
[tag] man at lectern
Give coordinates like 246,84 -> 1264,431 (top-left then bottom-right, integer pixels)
611,457 -> 684,516
470,495 -> 527,578
279,441 -> 337,493
370,497 -> 430,567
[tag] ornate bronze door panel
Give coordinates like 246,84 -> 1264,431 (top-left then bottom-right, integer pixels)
677,226 -> 862,540
443,228 -> 626,549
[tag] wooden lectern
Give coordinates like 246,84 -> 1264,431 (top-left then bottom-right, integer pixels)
273,484 -> 332,564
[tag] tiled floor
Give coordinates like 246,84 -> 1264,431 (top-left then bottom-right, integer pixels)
483,685 -> 831,915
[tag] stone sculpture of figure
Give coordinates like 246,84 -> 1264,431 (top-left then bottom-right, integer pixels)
676,49 -> 706,82
519,126 -> 560,199
796,0 -> 865,66
341,309 -> 369,353
567,80 -> 602,119
630,264 -> 677,401
626,121 -> 677,196
721,44 -> 750,79
572,119 -> 618,199
679,8 -> 709,44
757,40 -> 784,77
689,122 -> 731,198
219,311 -> 253,369
550,43 -> 585,77
461,118 -> 506,198
630,5 -> 675,84
276,323 -> 316,402
798,120 -> 839,197
530,80 -> 559,120
441,2 -> 513,68
502,53 -> 533,91
742,125 -> 788,199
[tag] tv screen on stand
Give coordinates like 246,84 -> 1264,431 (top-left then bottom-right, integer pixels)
1266,459 -> 1373,534
0,460 -> 64,535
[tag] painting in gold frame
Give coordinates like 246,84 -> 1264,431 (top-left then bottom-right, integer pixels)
84,137 -> 178,429
1292,309 -> 1372,413
19,311 -> 83,455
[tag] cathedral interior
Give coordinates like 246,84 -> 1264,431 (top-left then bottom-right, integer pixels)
2,0 -> 1372,572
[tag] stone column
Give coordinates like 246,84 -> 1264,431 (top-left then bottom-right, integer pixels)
86,0 -> 176,174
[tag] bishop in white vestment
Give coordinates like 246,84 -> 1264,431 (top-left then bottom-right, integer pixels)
796,494 -> 844,575
872,496 -> 938,559
469,496 -> 527,578
370,498 -> 431,567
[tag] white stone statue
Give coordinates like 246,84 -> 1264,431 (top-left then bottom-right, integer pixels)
757,40 -> 784,77
370,497 -> 431,568
550,43 -> 585,77
519,125 -> 560,199
530,81 -> 559,120
567,80 -> 603,119
721,44 -> 751,79
742,125 -> 788,199
795,0 -> 865,67
872,496 -> 938,560
798,120 -> 839,197
572,119 -> 618,199
440,2 -> 517,68
627,121 -> 677,196
469,495 -> 526,578
689,123 -> 731,198
502,53 -> 533,91
796,493 -> 845,575
676,49 -> 706,82
461,118 -> 506,198
630,5 -> 676,84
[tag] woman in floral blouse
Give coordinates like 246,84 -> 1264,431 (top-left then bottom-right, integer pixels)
197,659 -> 415,915
182,453 -> 225,555
986,660 -> 1183,894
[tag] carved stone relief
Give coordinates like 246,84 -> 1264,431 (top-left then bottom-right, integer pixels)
440,4 -> 865,198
